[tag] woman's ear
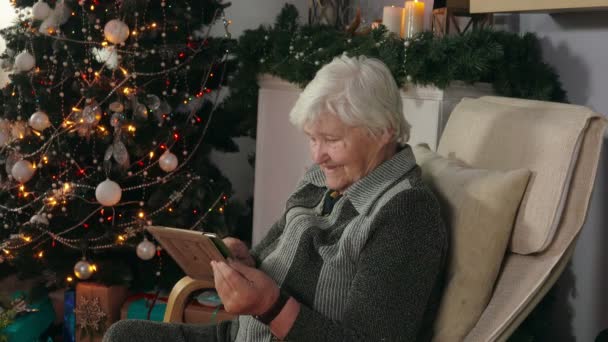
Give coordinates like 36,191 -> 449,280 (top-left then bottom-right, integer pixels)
380,128 -> 395,145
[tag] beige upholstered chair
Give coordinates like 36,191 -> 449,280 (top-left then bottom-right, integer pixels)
163,96 -> 606,341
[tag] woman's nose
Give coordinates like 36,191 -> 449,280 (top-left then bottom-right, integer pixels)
311,143 -> 328,164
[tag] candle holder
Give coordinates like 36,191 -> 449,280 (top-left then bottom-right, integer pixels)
431,0 -> 493,36
402,0 -> 425,38
308,0 -> 352,28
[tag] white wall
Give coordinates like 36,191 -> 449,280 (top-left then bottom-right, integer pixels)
208,0 -> 307,206
519,12 -> 608,341
0,0 -> 16,86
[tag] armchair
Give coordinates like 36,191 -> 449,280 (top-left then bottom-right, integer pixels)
162,96 -> 606,341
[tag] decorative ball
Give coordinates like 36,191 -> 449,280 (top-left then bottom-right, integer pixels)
159,151 -> 178,172
104,19 -> 130,44
30,214 -> 49,225
14,51 -> 35,72
32,1 -> 51,20
74,259 -> 93,280
82,104 -> 101,124
11,160 -> 36,183
28,111 -> 51,131
136,238 -> 156,260
95,179 -> 122,206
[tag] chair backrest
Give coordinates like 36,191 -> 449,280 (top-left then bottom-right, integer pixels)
435,96 -> 606,341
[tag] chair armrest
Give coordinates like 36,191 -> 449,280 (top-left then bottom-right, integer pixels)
163,276 -> 215,323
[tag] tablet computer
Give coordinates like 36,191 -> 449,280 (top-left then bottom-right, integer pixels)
145,226 -> 230,280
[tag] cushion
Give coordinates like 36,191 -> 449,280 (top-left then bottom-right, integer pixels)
412,144 -> 531,342
437,96 -> 594,254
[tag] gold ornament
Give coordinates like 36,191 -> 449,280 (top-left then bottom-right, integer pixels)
74,296 -> 107,332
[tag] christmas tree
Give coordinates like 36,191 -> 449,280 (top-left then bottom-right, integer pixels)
0,0 -> 247,290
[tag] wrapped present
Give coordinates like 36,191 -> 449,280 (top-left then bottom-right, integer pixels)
120,294 -> 167,322
1,291 -> 55,342
75,282 -> 128,342
63,289 -> 75,342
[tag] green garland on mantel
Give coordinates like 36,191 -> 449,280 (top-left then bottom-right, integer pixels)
229,4 -> 566,136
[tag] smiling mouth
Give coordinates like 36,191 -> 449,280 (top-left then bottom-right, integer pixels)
323,165 -> 340,172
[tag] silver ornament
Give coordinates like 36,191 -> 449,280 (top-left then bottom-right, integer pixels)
95,179 -> 122,206
32,1 -> 51,20
28,111 -> 51,131
159,151 -> 178,172
136,238 -> 156,260
14,51 -> 35,72
11,160 -> 36,183
82,105 -> 101,124
74,259 -> 93,280
104,19 -> 130,44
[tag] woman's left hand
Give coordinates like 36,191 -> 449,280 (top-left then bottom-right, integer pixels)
211,259 -> 279,316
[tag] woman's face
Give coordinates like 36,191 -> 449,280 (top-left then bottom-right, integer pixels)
303,113 -> 394,193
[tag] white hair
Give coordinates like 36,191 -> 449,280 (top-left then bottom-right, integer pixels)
289,54 -> 410,144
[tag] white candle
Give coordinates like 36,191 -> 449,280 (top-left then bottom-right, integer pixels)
382,6 -> 404,36
402,0 -> 425,38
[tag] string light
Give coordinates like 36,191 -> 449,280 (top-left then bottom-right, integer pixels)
0,4 -> 237,274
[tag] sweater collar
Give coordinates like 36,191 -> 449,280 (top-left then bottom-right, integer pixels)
302,145 -> 417,215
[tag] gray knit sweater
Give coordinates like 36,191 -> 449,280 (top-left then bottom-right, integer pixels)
236,146 -> 447,342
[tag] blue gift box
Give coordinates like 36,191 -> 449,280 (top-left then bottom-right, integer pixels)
2,293 -> 55,342
125,298 -> 166,322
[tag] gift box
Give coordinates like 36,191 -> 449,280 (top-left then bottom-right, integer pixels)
1,291 -> 55,342
120,294 -> 167,322
75,282 -> 128,342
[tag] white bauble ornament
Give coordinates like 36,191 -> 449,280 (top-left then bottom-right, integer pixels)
74,259 -> 93,280
14,51 -> 35,72
159,151 -> 178,172
95,179 -> 122,206
136,238 -> 156,260
28,111 -> 51,131
11,160 -> 36,183
32,1 -> 52,20
104,19 -> 130,44
30,214 -> 49,225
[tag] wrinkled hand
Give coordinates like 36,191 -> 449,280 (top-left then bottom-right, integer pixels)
211,259 -> 279,316
222,237 -> 256,267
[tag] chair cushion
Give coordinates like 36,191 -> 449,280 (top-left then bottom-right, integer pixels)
413,144 -> 530,341
437,96 -> 594,254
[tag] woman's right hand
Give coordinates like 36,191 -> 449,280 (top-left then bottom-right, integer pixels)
222,237 -> 256,267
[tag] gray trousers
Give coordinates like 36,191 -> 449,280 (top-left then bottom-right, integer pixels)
102,319 -> 235,342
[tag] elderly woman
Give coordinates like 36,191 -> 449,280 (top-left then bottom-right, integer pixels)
104,55 -> 447,342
